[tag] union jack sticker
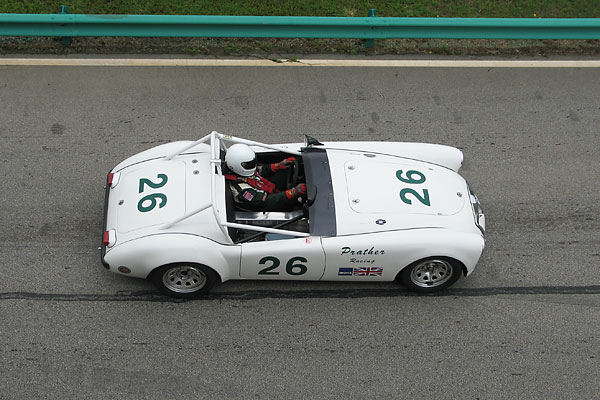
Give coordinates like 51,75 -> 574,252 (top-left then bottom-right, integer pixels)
353,267 -> 383,276
242,191 -> 254,201
338,267 -> 383,276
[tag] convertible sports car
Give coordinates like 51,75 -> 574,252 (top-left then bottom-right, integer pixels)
101,131 -> 485,298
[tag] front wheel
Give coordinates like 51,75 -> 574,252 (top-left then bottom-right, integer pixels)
151,263 -> 218,299
398,257 -> 462,293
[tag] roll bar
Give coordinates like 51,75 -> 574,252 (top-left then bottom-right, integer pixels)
161,131 -> 307,240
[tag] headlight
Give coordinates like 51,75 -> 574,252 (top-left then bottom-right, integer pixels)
469,188 -> 485,234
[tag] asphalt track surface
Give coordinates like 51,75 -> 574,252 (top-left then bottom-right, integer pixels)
1,60 -> 599,399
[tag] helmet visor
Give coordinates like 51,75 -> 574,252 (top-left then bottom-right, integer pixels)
241,159 -> 257,170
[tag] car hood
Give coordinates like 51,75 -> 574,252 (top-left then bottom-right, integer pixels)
344,159 -> 464,216
327,149 -> 470,235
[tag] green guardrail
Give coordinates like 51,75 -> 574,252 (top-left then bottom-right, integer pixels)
0,8 -> 599,40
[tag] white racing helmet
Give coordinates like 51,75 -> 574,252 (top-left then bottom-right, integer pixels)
225,144 -> 257,177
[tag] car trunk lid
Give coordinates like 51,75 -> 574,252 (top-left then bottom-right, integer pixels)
113,161 -> 187,233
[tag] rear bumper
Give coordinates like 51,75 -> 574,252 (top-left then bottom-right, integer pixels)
101,172 -> 110,269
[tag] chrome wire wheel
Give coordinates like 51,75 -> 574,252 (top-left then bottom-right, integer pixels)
162,265 -> 207,294
410,259 -> 454,288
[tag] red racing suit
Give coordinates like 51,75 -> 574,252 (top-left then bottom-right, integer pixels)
226,159 -> 305,211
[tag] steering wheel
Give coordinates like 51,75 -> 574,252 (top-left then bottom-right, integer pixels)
285,158 -> 299,189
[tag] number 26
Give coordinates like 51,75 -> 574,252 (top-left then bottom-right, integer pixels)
137,174 -> 168,212
396,169 -> 430,207
258,256 -> 308,276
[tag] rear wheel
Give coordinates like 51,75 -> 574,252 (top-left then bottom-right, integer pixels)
399,257 -> 462,293
151,263 -> 217,299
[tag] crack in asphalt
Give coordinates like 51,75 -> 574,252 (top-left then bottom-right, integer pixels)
1,286 -> 600,303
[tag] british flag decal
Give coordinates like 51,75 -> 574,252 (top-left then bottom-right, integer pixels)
353,267 -> 383,276
338,267 -> 383,276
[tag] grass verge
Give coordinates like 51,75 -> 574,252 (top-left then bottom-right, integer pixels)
1,1 -> 599,18
1,36 -> 598,57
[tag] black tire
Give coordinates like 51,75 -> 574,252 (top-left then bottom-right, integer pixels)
151,263 -> 218,299
398,257 -> 462,294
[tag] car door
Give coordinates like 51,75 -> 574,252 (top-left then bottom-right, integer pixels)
240,237 -> 325,280
320,235 -> 395,281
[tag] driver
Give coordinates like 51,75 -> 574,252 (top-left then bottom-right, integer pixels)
224,143 -> 306,211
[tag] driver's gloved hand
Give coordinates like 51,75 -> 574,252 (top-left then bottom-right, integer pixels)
285,183 -> 306,199
270,157 -> 296,172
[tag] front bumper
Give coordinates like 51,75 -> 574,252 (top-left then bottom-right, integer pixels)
469,187 -> 485,234
101,172 -> 111,269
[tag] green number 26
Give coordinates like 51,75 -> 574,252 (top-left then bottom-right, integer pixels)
396,169 -> 430,207
137,174 -> 168,212
258,256 -> 308,276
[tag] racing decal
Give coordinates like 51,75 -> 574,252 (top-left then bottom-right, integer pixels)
341,246 -> 385,256
341,246 -> 385,266
258,256 -> 308,276
137,173 -> 168,213
349,258 -> 376,265
396,169 -> 431,207
338,267 -> 383,277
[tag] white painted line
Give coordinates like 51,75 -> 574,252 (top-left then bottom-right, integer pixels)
0,58 -> 278,67
0,58 -> 599,67
300,59 -> 600,68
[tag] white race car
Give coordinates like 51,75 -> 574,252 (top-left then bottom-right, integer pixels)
101,131 -> 485,298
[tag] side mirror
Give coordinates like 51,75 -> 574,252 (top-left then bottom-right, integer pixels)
304,135 -> 324,147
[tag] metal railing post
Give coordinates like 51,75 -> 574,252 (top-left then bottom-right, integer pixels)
58,5 -> 71,45
365,8 -> 376,48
